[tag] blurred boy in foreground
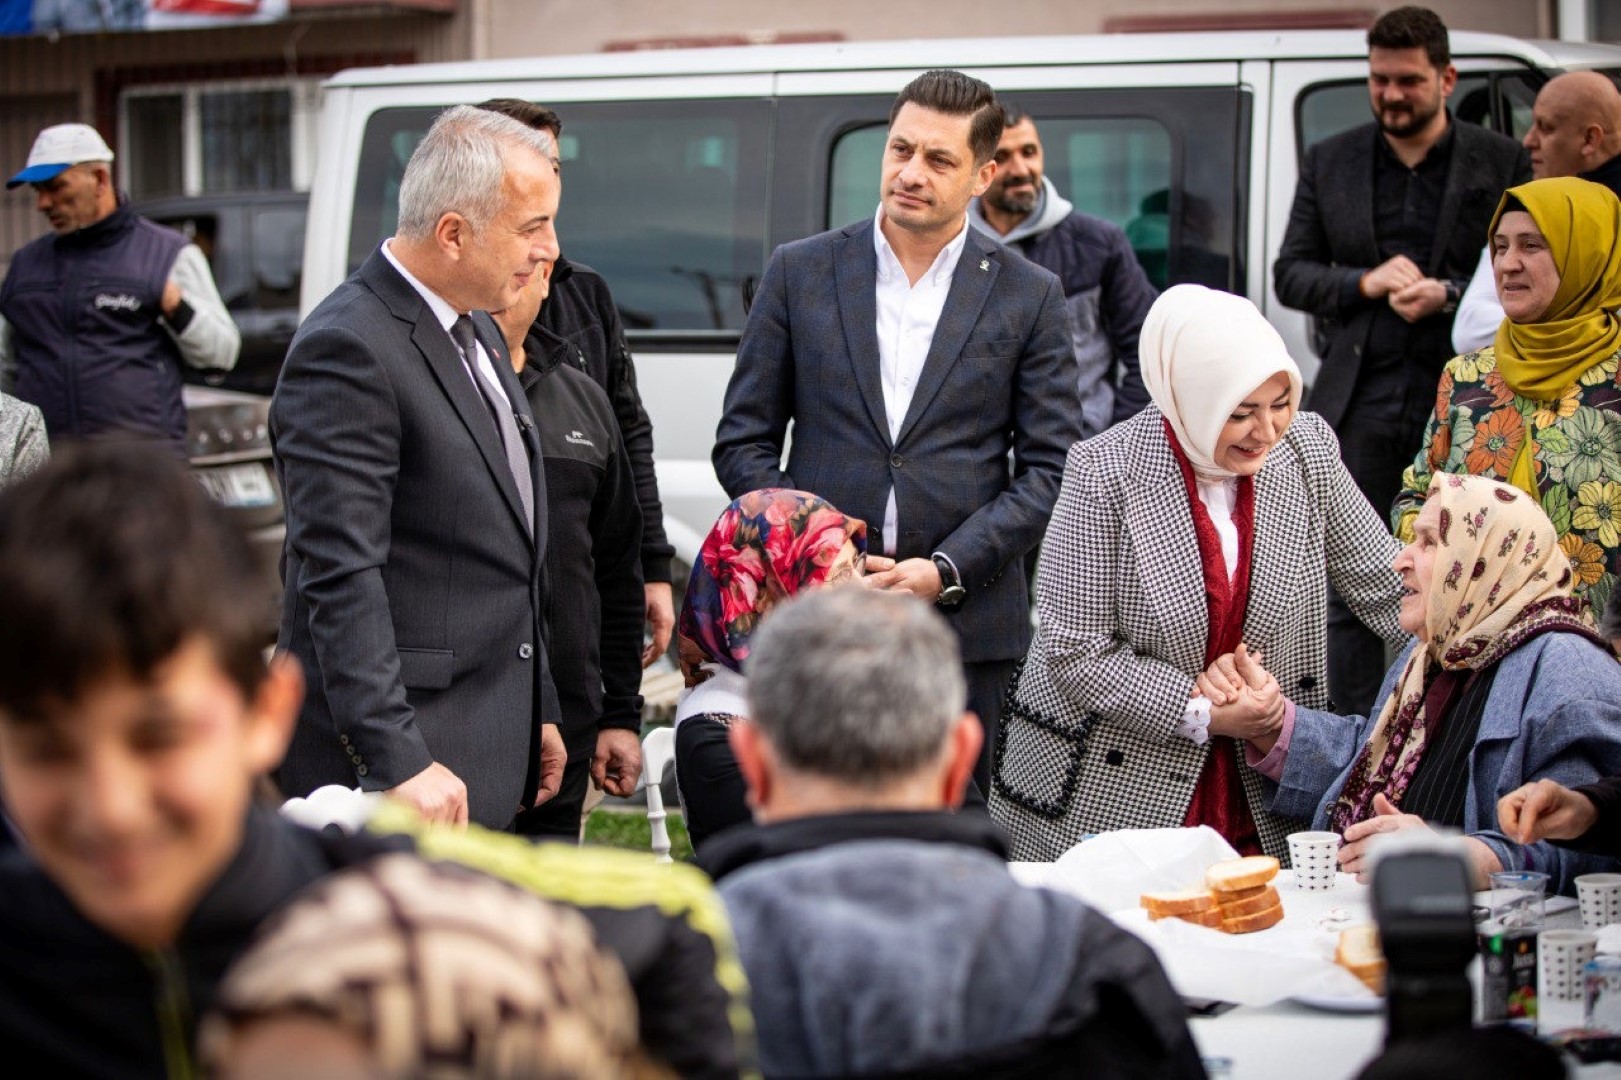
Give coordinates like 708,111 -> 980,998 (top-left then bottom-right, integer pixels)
0,444 -> 750,1078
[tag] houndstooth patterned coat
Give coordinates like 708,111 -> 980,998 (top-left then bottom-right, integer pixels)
990,407 -> 1407,862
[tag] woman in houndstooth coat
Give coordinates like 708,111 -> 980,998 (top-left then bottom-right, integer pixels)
991,285 -> 1407,862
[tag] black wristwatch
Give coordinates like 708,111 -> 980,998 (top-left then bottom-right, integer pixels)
931,553 -> 967,611
1442,280 -> 1462,315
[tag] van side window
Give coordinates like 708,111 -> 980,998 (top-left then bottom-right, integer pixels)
827,105 -> 1215,291
252,207 -> 306,311
1298,70 -> 1543,156
349,101 -> 770,334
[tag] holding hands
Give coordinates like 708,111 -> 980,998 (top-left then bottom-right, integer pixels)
1195,643 -> 1286,749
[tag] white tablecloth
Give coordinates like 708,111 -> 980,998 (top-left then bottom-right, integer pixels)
1010,862 -> 1607,1080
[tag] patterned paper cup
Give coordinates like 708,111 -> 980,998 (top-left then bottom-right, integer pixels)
1287,830 -> 1341,890
1577,873 -> 1621,932
1542,929 -> 1599,1001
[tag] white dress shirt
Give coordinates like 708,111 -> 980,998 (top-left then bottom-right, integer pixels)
381,239 -> 511,409
872,209 -> 970,555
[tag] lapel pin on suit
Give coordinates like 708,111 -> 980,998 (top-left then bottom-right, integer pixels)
979,258 -> 989,272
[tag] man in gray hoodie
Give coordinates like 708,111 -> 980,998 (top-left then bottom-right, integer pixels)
969,104 -> 1157,442
699,587 -> 1202,1079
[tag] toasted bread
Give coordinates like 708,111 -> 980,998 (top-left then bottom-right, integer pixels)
1206,856 -> 1281,894
1141,889 -> 1218,917
1335,925 -> 1386,995
1215,884 -> 1280,918
1221,901 -> 1284,934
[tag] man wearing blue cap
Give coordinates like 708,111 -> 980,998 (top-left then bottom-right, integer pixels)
0,123 -> 239,453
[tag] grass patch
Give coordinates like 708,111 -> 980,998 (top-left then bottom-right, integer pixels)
585,807 -> 695,863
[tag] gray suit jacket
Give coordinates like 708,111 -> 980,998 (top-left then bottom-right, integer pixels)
1273,118 -> 1530,428
271,249 -> 557,829
713,219 -> 1081,661
990,409 -> 1407,861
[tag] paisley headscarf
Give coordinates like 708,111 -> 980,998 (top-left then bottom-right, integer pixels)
1327,475 -> 1596,833
677,488 -> 866,687
1138,283 -> 1303,481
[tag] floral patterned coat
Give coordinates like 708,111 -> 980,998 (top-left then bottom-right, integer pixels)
1394,345 -> 1621,615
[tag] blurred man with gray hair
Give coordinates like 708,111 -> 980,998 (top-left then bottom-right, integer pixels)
699,587 -> 1202,1078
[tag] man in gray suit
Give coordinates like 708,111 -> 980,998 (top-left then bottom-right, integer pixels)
1274,6 -> 1528,716
272,106 -> 566,829
714,70 -> 1081,790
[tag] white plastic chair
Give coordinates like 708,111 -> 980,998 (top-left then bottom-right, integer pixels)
638,726 -> 678,863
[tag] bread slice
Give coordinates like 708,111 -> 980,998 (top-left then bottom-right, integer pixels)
1335,925 -> 1386,995
1221,901 -> 1284,934
1206,856 -> 1281,894
1141,888 -> 1218,918
1215,884 -> 1280,918
1214,883 -> 1269,903
1148,906 -> 1225,928
1175,908 -> 1224,929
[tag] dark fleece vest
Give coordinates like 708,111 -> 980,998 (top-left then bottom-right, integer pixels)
0,201 -> 188,450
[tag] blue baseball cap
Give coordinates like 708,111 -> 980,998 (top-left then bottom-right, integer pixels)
7,124 -> 114,190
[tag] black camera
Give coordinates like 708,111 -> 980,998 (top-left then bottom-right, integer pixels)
1371,848 -> 1477,1046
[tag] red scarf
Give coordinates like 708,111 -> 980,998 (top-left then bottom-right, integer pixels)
1167,423 -> 1263,856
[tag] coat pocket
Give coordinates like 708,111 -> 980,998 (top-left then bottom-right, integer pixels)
992,658 -> 1095,819
397,647 -> 454,690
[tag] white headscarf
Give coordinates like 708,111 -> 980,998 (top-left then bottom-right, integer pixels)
1138,284 -> 1304,480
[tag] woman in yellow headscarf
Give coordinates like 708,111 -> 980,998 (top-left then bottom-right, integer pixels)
1395,175 -> 1621,616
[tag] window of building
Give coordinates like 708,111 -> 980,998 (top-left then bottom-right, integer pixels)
120,78 -> 321,199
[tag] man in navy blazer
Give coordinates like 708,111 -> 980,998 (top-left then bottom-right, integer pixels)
714,70 -> 1081,789
272,106 -> 566,829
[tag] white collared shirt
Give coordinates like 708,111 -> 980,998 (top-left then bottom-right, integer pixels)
872,209 -> 970,555
381,239 -> 512,409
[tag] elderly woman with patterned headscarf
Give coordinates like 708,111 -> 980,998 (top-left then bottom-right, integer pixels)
991,284 -> 1407,863
1235,474 -> 1621,893
1396,176 -> 1621,618
674,488 -> 867,850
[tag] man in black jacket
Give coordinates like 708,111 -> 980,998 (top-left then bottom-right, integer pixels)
492,266 -> 646,838
0,445 -> 750,1078
1273,6 -> 1529,716
702,587 -> 1202,1079
479,98 -> 678,670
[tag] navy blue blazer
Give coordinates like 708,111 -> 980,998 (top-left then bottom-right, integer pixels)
272,248 -> 559,829
714,218 -> 1081,661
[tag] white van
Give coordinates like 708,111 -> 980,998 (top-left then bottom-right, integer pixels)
301,29 -> 1621,581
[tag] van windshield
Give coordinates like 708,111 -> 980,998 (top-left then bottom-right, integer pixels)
349,101 -> 770,334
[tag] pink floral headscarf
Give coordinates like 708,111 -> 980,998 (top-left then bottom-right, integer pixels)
677,489 -> 866,687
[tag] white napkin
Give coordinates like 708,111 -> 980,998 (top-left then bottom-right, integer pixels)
1598,924 -> 1621,955
1025,827 -> 1376,1007
1042,826 -> 1240,913
279,784 -> 378,834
